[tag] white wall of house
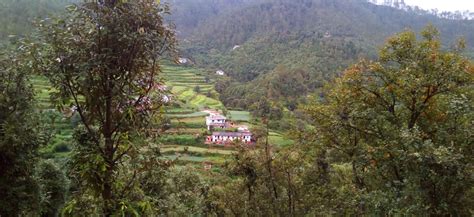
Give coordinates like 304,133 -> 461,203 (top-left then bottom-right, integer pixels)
206,117 -> 226,125
206,116 -> 227,130
211,135 -> 252,143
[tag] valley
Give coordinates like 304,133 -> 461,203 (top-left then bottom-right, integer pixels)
32,62 -> 293,169
1,0 -> 472,215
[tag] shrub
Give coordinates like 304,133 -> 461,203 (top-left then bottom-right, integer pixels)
53,142 -> 70,153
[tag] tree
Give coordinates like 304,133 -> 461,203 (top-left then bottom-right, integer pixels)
36,160 -> 68,217
0,49 -> 43,215
32,0 -> 176,215
194,85 -> 201,93
158,166 -> 210,216
306,26 -> 474,215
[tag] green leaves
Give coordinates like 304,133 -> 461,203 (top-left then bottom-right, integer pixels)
0,48 -> 43,216
306,26 -> 474,215
31,0 -> 177,215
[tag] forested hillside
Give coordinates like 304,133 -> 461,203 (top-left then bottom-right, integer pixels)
0,0 -> 473,216
174,0 -> 474,53
0,0 -> 73,44
167,0 -> 474,115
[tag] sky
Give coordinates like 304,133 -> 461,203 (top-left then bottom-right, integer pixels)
404,0 -> 474,12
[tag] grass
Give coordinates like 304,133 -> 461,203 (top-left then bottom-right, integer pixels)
162,65 -> 223,110
162,154 -> 208,163
269,132 -> 294,147
166,111 -> 208,118
161,145 -> 235,155
31,63 -> 258,166
189,95 -> 222,109
162,65 -> 253,166
158,134 -> 204,146
31,76 -> 75,159
171,116 -> 206,125
161,153 -> 230,164
166,107 -> 196,114
165,128 -> 206,135
229,110 -> 251,122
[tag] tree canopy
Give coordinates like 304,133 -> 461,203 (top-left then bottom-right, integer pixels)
306,26 -> 474,215
31,0 -> 177,215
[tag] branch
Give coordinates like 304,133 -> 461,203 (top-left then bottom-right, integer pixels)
119,170 -> 137,199
113,145 -> 133,163
64,71 -> 104,156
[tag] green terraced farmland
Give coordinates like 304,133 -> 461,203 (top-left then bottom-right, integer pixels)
229,110 -> 251,122
166,111 -> 208,118
269,132 -> 294,147
31,76 -> 75,159
161,145 -> 235,155
162,65 -> 223,110
170,116 -> 207,129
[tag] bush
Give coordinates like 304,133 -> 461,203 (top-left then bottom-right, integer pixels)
53,142 -> 70,153
193,85 -> 201,93
158,135 -> 204,146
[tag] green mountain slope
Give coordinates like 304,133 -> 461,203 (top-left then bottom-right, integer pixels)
0,0 -> 74,44
172,0 -> 474,78
169,0 -> 474,114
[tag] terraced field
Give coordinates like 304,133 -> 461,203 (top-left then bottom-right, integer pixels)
162,65 -> 223,110
160,65 -> 234,166
30,63 -> 293,166
159,64 -> 294,166
31,76 -> 74,159
228,110 -> 251,122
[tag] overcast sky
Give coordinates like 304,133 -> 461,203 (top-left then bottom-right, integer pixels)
404,0 -> 474,12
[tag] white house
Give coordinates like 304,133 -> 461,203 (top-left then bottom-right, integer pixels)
208,131 -> 252,144
324,31 -> 331,38
206,114 -> 227,130
216,70 -> 225,76
161,95 -> 171,103
232,45 -> 241,50
178,57 -> 189,64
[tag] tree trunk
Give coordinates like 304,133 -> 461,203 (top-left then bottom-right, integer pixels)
102,75 -> 115,216
264,119 -> 280,214
102,137 -> 115,216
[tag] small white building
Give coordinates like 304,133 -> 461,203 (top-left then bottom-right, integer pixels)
206,114 -> 227,130
216,70 -> 225,76
232,45 -> 241,50
209,131 -> 252,144
324,31 -> 331,38
178,57 -> 189,64
161,95 -> 171,103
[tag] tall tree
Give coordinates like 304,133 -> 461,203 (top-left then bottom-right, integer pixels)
32,0 -> 176,215
306,26 -> 474,215
0,49 -> 43,215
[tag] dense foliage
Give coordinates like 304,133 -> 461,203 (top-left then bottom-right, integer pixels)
31,0 -> 176,215
171,0 -> 474,116
0,0 -> 73,44
306,26 -> 474,215
200,26 -> 474,216
0,48 -> 43,216
176,0 -> 474,58
0,0 -> 473,216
